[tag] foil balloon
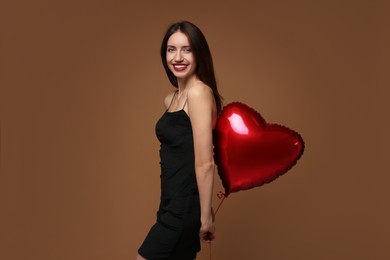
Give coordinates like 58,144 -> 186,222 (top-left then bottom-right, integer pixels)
214,102 -> 304,196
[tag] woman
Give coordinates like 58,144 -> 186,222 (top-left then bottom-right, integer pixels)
136,21 -> 223,260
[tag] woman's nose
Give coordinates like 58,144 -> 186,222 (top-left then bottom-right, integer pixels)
174,52 -> 184,62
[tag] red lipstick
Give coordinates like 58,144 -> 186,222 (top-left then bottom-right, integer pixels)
173,64 -> 188,72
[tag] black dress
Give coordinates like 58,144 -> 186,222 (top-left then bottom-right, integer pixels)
138,94 -> 201,260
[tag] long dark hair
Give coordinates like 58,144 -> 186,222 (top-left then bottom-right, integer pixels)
160,21 -> 223,114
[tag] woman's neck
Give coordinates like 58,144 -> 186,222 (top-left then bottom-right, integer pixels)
177,75 -> 198,95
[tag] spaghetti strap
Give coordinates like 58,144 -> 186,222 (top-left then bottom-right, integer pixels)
181,85 -> 192,110
167,91 -> 177,111
182,96 -> 188,110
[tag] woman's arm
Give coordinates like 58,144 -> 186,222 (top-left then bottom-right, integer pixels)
187,83 -> 217,242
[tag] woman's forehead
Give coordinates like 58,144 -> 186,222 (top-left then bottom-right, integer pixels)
167,31 -> 190,46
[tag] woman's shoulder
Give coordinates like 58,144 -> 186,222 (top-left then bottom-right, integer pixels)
187,81 -> 213,99
187,81 -> 217,122
187,82 -> 216,114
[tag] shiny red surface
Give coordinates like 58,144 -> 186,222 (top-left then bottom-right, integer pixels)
214,102 -> 305,196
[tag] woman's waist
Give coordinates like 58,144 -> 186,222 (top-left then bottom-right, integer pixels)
160,186 -> 199,199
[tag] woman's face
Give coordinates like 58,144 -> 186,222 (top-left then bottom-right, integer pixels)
166,31 -> 196,80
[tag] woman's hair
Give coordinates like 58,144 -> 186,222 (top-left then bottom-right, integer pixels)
160,20 -> 223,114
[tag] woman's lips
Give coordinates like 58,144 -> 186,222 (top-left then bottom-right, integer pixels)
173,64 -> 188,72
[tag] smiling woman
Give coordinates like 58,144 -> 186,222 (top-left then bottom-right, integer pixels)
166,32 -> 196,78
135,21 -> 223,260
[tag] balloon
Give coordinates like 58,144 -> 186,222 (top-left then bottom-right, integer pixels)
214,102 -> 305,196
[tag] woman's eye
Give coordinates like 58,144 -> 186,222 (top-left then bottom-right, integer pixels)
184,48 -> 192,53
167,48 -> 175,53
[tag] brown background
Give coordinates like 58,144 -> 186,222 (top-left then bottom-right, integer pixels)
1,0 -> 389,259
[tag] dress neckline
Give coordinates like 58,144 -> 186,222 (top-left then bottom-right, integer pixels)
166,109 -> 183,113
165,109 -> 189,117
164,109 -> 217,131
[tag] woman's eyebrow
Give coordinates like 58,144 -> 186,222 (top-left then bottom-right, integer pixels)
167,45 -> 191,48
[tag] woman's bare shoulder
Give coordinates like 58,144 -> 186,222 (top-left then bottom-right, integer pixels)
187,82 -> 213,99
187,82 -> 216,117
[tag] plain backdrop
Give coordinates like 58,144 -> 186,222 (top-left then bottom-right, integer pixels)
1,0 -> 389,259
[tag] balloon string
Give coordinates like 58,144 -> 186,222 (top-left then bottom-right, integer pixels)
209,191 -> 226,260
215,191 -> 226,216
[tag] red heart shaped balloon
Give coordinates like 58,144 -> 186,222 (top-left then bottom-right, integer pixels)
214,102 -> 305,196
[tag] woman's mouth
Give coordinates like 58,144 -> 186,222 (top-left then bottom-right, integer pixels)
173,64 -> 188,72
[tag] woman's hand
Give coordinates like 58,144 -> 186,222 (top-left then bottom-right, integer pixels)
199,208 -> 215,243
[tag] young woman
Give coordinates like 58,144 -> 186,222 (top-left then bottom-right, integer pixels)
136,21 -> 223,260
